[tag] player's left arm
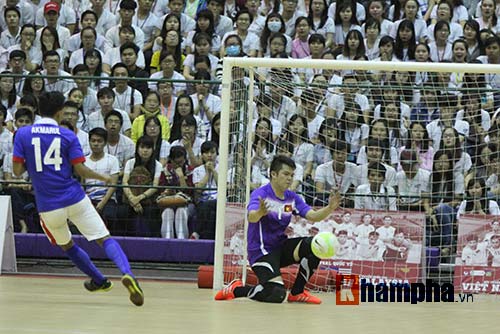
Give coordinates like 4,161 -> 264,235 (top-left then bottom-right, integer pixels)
98,172 -> 119,209
74,163 -> 111,184
12,131 -> 26,178
305,189 -> 341,222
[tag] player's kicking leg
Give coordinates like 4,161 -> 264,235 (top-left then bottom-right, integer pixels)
39,209 -> 113,289
70,197 -> 144,306
94,236 -> 144,306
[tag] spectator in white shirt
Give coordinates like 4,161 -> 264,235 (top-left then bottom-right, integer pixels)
190,69 -> 221,142
355,161 -> 397,211
457,177 -> 500,219
0,6 -> 21,50
314,140 -> 358,206
396,149 -> 431,211
104,110 -> 135,171
35,0 -> 77,34
105,0 -> 145,49
0,1 -> 34,33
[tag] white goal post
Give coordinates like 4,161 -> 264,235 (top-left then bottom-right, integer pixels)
214,58 -> 500,291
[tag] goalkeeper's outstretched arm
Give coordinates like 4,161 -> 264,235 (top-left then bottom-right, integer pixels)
306,190 -> 341,222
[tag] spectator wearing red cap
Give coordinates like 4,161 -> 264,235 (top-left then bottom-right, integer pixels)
35,1 -> 77,35
33,2 -> 71,53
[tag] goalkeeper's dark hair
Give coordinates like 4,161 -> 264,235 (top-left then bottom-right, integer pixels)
38,91 -> 65,117
270,155 -> 296,178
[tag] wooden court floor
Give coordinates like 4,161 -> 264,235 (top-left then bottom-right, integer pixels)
0,275 -> 499,334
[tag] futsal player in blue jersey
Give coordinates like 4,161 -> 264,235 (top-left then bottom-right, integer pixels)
12,92 -> 144,307
215,155 -> 340,304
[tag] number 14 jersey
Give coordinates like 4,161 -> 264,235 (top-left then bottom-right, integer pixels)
13,118 -> 86,212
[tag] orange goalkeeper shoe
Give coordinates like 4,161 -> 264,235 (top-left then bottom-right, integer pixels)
214,279 -> 243,301
287,290 -> 322,304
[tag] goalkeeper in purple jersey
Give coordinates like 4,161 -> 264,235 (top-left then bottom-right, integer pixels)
12,92 -> 144,307
215,155 -> 340,304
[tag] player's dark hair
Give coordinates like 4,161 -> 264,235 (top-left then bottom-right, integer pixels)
89,127 -> 108,142
38,91 -> 65,117
105,110 -> 124,126
269,155 -> 296,179
337,230 -> 348,236
15,108 -> 34,122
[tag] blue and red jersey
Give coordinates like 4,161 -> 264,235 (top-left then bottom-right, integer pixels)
13,118 -> 86,212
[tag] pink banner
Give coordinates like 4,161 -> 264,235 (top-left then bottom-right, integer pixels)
453,214 -> 500,294
290,209 -> 426,283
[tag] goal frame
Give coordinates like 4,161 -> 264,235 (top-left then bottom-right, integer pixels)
214,58 -> 500,290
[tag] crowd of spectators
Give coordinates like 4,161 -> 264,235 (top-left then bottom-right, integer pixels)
0,0 -> 498,261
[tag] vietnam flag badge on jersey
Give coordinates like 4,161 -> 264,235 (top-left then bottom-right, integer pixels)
284,204 -> 293,213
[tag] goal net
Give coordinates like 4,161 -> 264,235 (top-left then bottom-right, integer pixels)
214,58 -> 500,296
